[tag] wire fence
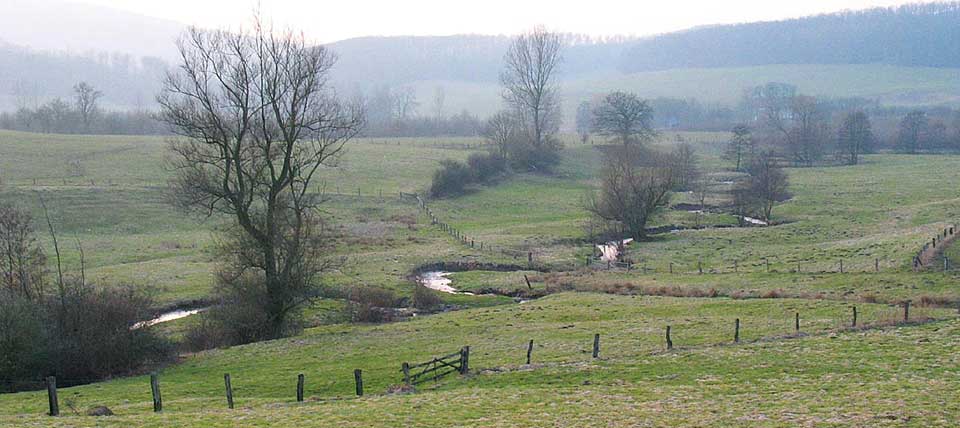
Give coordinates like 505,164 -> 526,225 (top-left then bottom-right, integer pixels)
8,301 -> 951,417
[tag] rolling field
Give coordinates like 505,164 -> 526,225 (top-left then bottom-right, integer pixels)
2,127 -> 960,426
411,64 -> 960,121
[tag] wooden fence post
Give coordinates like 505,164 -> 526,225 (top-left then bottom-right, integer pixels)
297,374 -> 304,402
592,334 -> 600,358
875,258 -> 879,272
354,369 -> 364,397
526,340 -> 534,365
402,363 -> 411,385
852,306 -> 858,328
666,326 -> 673,350
734,318 -> 741,343
765,258 -> 770,272
224,373 -> 234,409
46,376 -> 58,416
698,260 -> 703,275
794,313 -> 800,334
150,373 -> 162,412
734,260 -> 738,273
904,300 -> 911,322
459,346 -> 470,374
669,262 -> 673,274
839,259 -> 844,273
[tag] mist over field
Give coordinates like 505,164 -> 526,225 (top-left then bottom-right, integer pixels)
2,1 -> 960,426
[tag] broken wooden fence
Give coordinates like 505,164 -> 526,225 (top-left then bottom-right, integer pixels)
402,346 -> 469,386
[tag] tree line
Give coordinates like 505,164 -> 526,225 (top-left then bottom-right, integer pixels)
620,2 -> 960,72
0,81 -> 165,135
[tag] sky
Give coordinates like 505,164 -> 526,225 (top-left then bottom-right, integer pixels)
73,0 -> 921,43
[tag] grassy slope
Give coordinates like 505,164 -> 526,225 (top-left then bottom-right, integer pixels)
1,293 -> 955,426
412,64 -> 960,120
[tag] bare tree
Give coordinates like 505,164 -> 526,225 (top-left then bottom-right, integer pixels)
433,86 -> 446,121
592,91 -> 655,147
393,86 -> 419,122
500,27 -> 562,167
575,101 -> 592,144
481,110 -> 520,158
723,124 -> 754,171
586,147 -> 675,240
896,110 -> 927,154
785,95 -> 829,166
837,111 -> 873,165
73,82 -> 103,131
0,204 -> 46,301
669,143 -> 699,191
158,21 -> 364,337
744,152 -> 790,222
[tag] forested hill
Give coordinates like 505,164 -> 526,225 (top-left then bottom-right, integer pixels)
327,34 -> 633,87
619,2 -> 960,72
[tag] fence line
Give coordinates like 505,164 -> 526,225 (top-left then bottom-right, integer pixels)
18,301 -> 952,418
400,192 -> 537,265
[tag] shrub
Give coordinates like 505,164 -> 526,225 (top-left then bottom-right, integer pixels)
0,282 -> 173,392
429,160 -> 474,198
467,152 -> 508,183
347,286 -> 399,323
184,272 -> 302,351
412,284 -> 443,310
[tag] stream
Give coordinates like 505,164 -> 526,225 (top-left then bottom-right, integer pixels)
418,271 -> 477,295
133,307 -> 207,329
596,238 -> 634,262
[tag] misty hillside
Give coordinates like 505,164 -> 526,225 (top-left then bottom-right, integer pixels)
619,2 -> 960,72
2,0 -> 183,60
2,1 -> 960,113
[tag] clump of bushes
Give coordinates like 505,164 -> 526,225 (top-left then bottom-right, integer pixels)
430,160 -> 474,198
0,283 -> 173,392
183,272 -> 299,351
429,153 -> 508,198
412,284 -> 443,310
347,285 -> 399,323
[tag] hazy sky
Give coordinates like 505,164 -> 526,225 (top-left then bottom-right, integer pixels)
75,0 -> 919,43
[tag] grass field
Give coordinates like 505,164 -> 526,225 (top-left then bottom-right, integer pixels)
0,293 -> 960,426
2,127 -> 960,426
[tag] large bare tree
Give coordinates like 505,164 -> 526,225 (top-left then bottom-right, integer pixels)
587,147 -> 676,240
158,22 -> 364,336
500,27 -> 562,167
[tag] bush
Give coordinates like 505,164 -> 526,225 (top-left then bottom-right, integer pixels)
412,284 -> 443,310
467,152 -> 508,183
184,272 -> 303,351
429,160 -> 474,198
0,282 -> 173,392
347,286 -> 399,323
